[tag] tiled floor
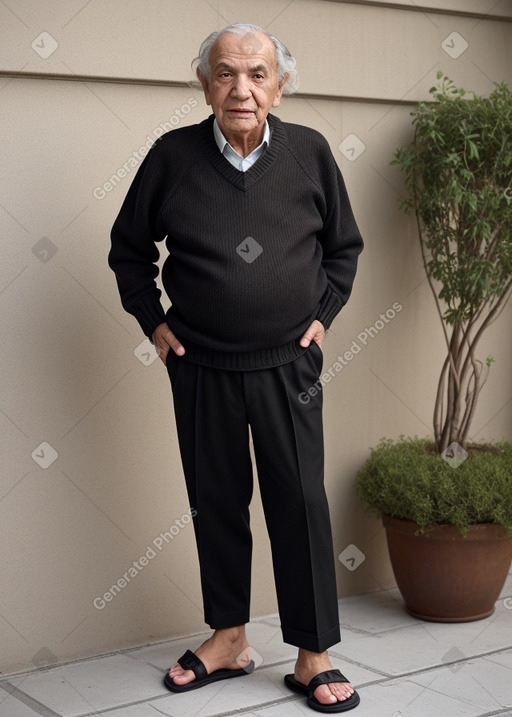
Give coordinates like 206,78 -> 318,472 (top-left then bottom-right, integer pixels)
1,574 -> 511,717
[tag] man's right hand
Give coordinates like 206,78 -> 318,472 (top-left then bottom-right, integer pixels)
152,323 -> 185,364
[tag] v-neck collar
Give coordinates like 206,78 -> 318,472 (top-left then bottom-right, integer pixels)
198,114 -> 286,192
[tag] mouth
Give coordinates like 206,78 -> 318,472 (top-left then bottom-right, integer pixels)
228,109 -> 255,117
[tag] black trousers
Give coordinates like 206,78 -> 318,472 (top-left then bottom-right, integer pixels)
166,342 -> 341,652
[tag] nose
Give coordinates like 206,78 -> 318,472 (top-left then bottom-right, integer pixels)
231,74 -> 252,100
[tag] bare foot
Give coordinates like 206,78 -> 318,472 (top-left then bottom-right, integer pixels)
168,626 -> 250,686
294,648 -> 355,706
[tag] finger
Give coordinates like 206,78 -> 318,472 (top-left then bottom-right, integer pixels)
300,326 -> 321,347
155,341 -> 169,364
160,327 -> 185,356
299,333 -> 313,347
152,324 -> 185,359
169,339 -> 185,356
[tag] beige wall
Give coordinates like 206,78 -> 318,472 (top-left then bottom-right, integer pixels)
1,0 -> 511,674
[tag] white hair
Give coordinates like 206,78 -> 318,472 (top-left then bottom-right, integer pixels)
191,23 -> 299,94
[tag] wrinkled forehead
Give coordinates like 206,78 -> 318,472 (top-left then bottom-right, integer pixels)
209,31 -> 278,71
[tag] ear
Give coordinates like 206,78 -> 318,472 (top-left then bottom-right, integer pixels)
272,73 -> 289,108
197,68 -> 212,106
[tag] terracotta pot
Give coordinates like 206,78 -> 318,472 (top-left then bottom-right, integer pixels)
382,514 -> 512,622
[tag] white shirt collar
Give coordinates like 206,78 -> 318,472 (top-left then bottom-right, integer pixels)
213,118 -> 270,172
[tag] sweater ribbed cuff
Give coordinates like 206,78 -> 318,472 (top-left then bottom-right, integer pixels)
128,292 -> 167,339
315,286 -> 343,329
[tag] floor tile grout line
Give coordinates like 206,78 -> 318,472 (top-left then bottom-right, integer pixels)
72,692 -> 306,717
411,674 -> 512,716
329,653 -> 396,679
344,644 -> 512,684
7,648 -> 512,717
0,681 -> 62,717
338,622 -> 428,636
2,646 -> 512,717
338,609 -> 512,637
0,655 -> 387,717
2,633 -> 512,682
1,576 -> 511,714
0,627 -> 219,681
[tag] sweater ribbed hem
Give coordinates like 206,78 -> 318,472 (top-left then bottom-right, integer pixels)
179,339 -> 308,371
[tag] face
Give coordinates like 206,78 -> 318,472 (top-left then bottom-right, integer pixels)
198,31 -> 288,147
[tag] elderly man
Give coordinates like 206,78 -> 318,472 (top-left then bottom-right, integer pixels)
109,23 -> 363,713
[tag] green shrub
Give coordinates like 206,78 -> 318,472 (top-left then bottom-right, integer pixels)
355,437 -> 512,536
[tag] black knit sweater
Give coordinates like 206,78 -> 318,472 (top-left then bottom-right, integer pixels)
109,113 -> 363,370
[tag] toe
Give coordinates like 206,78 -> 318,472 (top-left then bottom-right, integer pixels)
314,682 -> 355,705
340,680 -> 354,693
313,684 -> 339,705
168,666 -> 196,685
330,682 -> 354,700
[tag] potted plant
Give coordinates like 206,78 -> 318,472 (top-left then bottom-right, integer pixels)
355,73 -> 512,621
356,437 -> 512,620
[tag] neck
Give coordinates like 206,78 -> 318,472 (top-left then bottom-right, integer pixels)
225,127 -> 265,158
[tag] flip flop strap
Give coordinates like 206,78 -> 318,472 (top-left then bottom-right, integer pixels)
308,669 -> 348,693
177,649 -> 207,681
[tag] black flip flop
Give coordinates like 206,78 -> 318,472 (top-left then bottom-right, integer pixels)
164,649 -> 255,693
284,669 -> 360,713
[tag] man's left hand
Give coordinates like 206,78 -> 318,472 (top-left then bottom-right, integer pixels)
299,320 -> 326,349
